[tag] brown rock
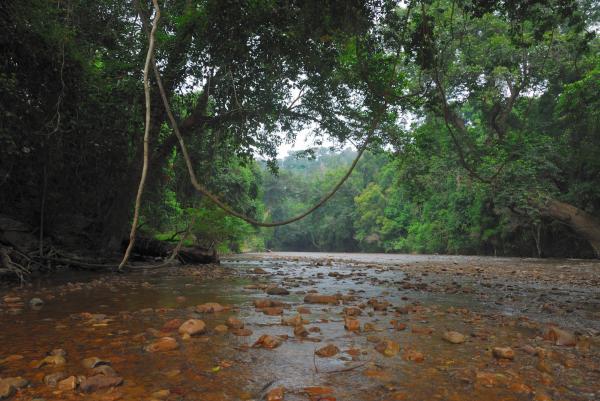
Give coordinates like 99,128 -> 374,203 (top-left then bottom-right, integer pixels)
297,307 -> 311,314
267,287 -> 290,295
343,307 -> 362,316
80,375 -> 123,392
344,317 -> 360,331
375,340 -> 400,357
542,326 -> 577,346
253,335 -> 282,349
195,302 -> 226,313
226,316 -> 244,329
34,354 -> 66,368
303,386 -> 334,397
411,326 -> 433,335
266,387 -> 285,401
443,331 -> 466,344
315,344 -> 340,357
304,294 -> 338,304
390,320 -> 407,331
294,325 -> 309,337
0,382 -> 14,400
403,349 -> 424,362
178,319 -> 206,336
145,337 -> 179,352
92,365 -> 118,377
261,307 -> 284,316
282,314 -> 303,326
492,347 -> 515,360
475,371 -> 506,387
44,372 -> 68,386
58,376 -> 77,391
231,328 -> 253,336
254,299 -> 285,308
82,357 -> 110,369
161,318 -> 183,331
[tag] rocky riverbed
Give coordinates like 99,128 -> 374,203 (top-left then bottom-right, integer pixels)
0,253 -> 599,401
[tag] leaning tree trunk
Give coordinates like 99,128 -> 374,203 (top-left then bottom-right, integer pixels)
541,199 -> 600,258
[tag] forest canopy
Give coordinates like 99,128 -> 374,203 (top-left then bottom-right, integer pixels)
0,0 -> 599,263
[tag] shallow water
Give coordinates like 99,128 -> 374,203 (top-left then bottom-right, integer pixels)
0,253 -> 599,401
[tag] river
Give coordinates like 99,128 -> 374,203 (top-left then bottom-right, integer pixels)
0,252 -> 598,400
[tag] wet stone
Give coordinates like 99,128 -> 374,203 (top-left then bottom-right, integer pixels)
226,316 -> 244,329
178,319 -> 206,336
267,287 -> 290,295
266,387 -> 285,401
443,331 -> 466,344
146,337 -> 179,352
80,375 -> 123,392
82,357 -> 111,369
315,344 -> 340,357
44,372 -> 68,387
492,347 -> 515,360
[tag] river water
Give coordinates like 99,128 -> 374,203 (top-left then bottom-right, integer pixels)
0,252 -> 598,401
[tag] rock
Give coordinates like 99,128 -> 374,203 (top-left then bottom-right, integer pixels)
82,357 -> 111,369
92,365 -> 118,377
267,287 -> 289,295
316,344 -> 340,357
364,322 -> 379,332
297,307 -> 311,314
375,340 -> 400,357
145,337 -> 179,352
161,318 -> 183,332
475,371 -> 506,387
226,316 -> 244,329
34,354 -> 66,368
390,320 -> 407,331
151,389 -> 170,399
253,268 -> 268,274
343,307 -> 362,316
29,298 -> 44,308
44,372 -> 68,386
0,377 -> 27,391
195,302 -> 225,313
344,317 -> 360,331
304,294 -> 338,304
178,319 -> 206,336
533,392 -> 553,401
403,349 -> 424,362
443,331 -> 466,344
411,326 -> 433,335
231,328 -> 253,336
266,387 -> 285,401
0,382 -> 14,400
57,376 -> 77,391
508,382 -> 532,394
292,324 -> 307,337
281,314 -> 303,327
50,349 -> 66,357
0,355 -> 23,365
261,307 -> 283,316
253,335 -> 282,349
80,375 -> 123,392
214,324 -> 228,334
303,387 -> 334,397
542,326 -> 577,346
492,347 -> 515,360
254,299 -> 284,308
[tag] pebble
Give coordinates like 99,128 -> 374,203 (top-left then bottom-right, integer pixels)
443,331 -> 466,344
178,319 -> 206,336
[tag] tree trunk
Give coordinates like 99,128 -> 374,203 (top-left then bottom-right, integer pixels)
541,199 -> 600,258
